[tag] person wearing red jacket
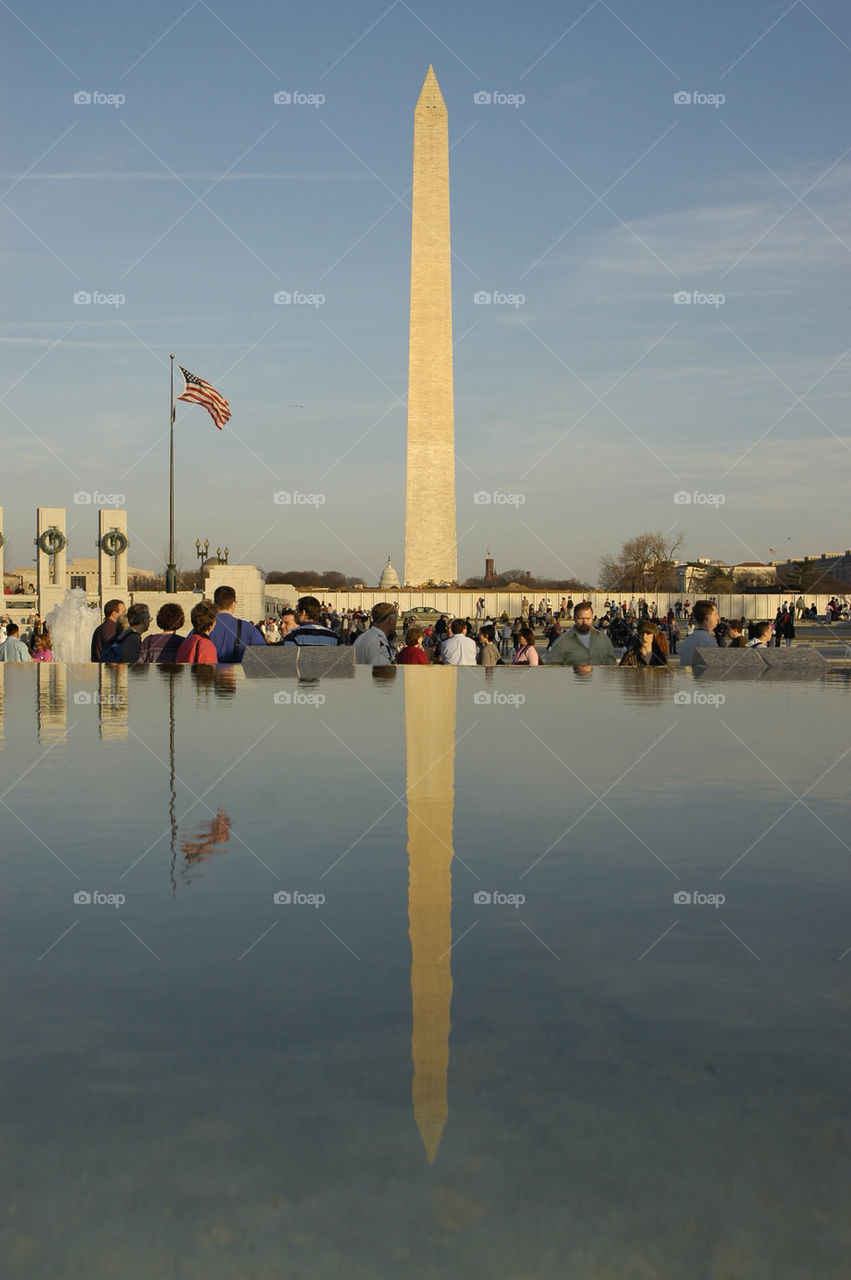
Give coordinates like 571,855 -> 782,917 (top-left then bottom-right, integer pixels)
176,602 -> 218,664
396,625 -> 429,665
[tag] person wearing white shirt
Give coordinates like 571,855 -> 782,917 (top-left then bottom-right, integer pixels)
0,623 -> 32,661
441,619 -> 477,666
677,601 -> 720,668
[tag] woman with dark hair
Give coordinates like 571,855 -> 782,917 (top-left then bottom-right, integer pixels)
620,620 -> 668,667
477,625 -> 500,668
396,626 -> 429,665
782,608 -> 796,648
176,602 -> 218,665
774,606 -> 785,647
140,602 -> 186,662
512,627 -> 539,665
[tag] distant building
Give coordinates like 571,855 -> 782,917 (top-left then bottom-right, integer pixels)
731,562 -> 777,585
379,557 -> 401,590
675,560 -> 778,591
773,551 -> 851,589
675,560 -> 726,592
6,557 -> 155,597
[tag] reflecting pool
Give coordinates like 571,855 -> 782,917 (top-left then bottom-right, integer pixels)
0,663 -> 848,1278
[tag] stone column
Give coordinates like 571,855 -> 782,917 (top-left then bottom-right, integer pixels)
0,506 -> 5,595
203,564 -> 265,621
404,67 -> 457,587
97,509 -> 129,610
36,507 -> 68,616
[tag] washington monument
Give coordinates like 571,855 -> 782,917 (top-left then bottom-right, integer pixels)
404,66 -> 457,587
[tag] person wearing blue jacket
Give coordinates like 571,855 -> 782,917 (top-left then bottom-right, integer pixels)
208,586 -> 267,662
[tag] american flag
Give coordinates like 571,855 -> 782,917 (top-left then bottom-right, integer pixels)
177,366 -> 231,430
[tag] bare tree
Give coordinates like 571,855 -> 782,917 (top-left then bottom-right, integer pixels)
599,532 -> 684,592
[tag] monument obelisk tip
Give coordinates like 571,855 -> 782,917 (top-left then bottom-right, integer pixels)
416,64 -> 445,111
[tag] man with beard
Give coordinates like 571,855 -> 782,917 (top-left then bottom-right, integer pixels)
542,601 -> 616,667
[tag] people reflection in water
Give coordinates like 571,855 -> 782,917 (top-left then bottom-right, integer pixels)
155,663 -> 237,697
187,664 -> 239,697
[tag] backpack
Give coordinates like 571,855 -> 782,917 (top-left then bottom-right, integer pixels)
99,631 -> 133,663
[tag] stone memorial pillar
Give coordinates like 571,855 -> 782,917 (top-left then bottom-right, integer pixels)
36,507 -> 68,616
97,509 -> 129,609
203,564 -> 265,621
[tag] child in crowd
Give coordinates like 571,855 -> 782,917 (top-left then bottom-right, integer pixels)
32,631 -> 52,662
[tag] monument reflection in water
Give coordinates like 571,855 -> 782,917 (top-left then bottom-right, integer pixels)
406,665 -> 455,1163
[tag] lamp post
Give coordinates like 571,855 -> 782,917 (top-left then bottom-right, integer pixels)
216,546 -> 229,565
195,538 -> 209,570
195,538 -> 209,593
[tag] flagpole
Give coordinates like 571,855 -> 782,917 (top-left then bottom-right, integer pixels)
166,355 -> 177,594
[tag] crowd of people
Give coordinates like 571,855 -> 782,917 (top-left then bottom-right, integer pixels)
0,588 -> 844,667
0,615 -> 53,661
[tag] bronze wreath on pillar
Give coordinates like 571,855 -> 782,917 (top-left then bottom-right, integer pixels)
36,527 -> 67,556
98,529 -> 129,558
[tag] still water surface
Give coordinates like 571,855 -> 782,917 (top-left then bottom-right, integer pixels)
0,663 -> 848,1278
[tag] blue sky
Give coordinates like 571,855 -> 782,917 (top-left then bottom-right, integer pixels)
2,0 -> 850,584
